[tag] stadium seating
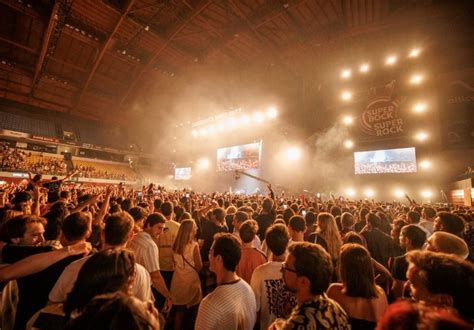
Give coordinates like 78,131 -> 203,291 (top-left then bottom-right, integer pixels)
73,159 -> 136,181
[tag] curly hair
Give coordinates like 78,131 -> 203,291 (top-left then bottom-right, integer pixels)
406,250 -> 474,322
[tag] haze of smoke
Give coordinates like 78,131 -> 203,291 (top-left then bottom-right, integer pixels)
309,124 -> 353,191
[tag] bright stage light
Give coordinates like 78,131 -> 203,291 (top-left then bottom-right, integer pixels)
344,139 -> 354,149
286,147 -> 302,161
413,103 -> 427,113
228,118 -> 238,128
199,128 -> 208,136
394,189 -> 405,198
385,55 -> 397,65
415,131 -> 429,142
410,74 -> 424,85
192,129 -> 198,137
197,158 -> 210,169
342,115 -> 354,125
421,190 -> 433,199
240,115 -> 250,125
341,91 -> 352,101
253,112 -> 265,123
359,63 -> 370,73
341,69 -> 351,79
217,122 -> 225,131
267,107 -> 278,119
345,188 -> 356,197
364,189 -> 375,198
408,48 -> 421,58
419,160 -> 431,169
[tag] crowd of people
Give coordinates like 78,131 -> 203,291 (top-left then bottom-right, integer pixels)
73,164 -> 133,181
217,158 -> 260,172
0,145 -> 135,181
0,177 -> 472,330
0,146 -> 67,176
355,162 -> 417,174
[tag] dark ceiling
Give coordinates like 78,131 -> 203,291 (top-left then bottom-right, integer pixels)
0,0 -> 470,123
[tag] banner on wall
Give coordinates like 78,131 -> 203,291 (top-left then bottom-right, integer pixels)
31,135 -> 59,143
0,129 -> 30,139
438,69 -> 474,149
357,80 -> 406,141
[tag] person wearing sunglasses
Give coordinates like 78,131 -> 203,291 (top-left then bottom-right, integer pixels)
269,242 -> 350,329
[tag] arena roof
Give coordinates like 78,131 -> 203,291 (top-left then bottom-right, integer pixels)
0,0 -> 468,122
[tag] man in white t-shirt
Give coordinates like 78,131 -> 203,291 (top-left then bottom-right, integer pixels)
49,212 -> 153,303
419,206 -> 436,235
196,233 -> 256,330
156,202 -> 180,289
251,224 -> 296,329
127,213 -> 172,312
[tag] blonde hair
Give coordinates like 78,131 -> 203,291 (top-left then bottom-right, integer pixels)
172,219 -> 196,255
430,232 -> 469,259
317,212 -> 342,260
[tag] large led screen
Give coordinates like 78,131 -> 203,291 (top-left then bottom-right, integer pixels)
174,167 -> 192,180
354,147 -> 417,174
217,141 -> 262,172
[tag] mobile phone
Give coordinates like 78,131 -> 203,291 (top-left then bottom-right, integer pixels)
316,193 -> 321,199
186,193 -> 190,198
302,210 -> 307,216
280,198 -> 284,202
283,204 -> 288,210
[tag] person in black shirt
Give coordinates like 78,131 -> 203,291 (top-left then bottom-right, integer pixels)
361,213 -> 394,268
198,207 -> 228,297
3,212 -> 92,330
34,170 -> 78,203
355,207 -> 370,232
200,208 -> 228,262
390,225 -> 426,300
255,197 -> 276,241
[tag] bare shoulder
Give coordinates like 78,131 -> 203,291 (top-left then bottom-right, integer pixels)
326,283 -> 344,298
375,285 -> 387,297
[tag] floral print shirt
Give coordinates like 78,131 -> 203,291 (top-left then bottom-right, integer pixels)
273,293 -> 350,329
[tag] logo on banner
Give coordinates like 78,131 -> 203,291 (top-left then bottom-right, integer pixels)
32,135 -> 59,143
360,81 -> 404,137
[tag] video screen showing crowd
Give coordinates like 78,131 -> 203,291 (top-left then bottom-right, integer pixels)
217,142 -> 261,172
354,147 -> 418,175
0,175 -> 472,330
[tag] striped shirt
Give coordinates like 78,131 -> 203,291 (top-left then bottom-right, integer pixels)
128,231 -> 160,273
196,279 -> 257,330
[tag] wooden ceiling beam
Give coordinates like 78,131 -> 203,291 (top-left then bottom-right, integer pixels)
0,35 -> 130,89
30,1 -> 60,98
201,0 -> 310,60
227,0 -> 278,52
117,0 -> 213,109
126,12 -> 201,60
129,3 -> 163,14
0,35 -> 36,54
0,0 -> 44,20
277,0 -> 310,45
71,0 -> 138,114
